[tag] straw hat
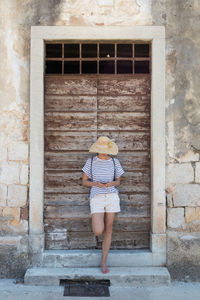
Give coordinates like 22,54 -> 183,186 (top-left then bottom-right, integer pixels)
89,136 -> 118,155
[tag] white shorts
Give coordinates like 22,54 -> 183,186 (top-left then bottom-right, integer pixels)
90,192 -> 121,215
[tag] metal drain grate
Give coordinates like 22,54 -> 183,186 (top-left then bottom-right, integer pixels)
60,279 -> 110,297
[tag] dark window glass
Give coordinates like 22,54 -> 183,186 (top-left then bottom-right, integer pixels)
82,61 -> 97,73
99,44 -> 115,58
82,44 -> 97,58
64,44 -> 79,58
46,61 -> 62,74
117,44 -> 132,57
117,60 -> 132,74
99,61 -> 115,74
64,61 -> 80,74
135,61 -> 150,73
46,44 -> 62,58
134,44 -> 150,57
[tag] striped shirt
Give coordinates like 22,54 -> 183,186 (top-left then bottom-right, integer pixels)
82,155 -> 125,200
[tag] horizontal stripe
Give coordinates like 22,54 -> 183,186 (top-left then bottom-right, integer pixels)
82,156 -> 125,200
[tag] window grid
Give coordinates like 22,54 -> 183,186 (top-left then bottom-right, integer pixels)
45,41 -> 151,75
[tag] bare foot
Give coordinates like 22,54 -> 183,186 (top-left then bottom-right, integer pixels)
100,263 -> 110,274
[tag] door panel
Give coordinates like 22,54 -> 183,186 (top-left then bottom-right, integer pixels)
44,75 -> 151,250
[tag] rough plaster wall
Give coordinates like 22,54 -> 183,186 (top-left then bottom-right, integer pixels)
153,0 -> 200,280
0,0 -> 200,279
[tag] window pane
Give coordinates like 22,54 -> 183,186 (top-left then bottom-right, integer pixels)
135,61 -> 150,73
134,44 -> 150,57
117,60 -> 132,74
99,61 -> 115,74
64,44 -> 79,58
64,61 -> 80,74
46,61 -> 62,74
46,44 -> 62,58
82,44 -> 97,58
82,61 -> 97,73
117,44 -> 132,57
99,44 -> 115,58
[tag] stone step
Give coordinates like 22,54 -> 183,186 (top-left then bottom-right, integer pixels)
42,249 -> 166,267
24,266 -> 171,287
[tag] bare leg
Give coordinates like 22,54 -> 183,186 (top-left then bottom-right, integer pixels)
101,212 -> 116,274
91,212 -> 104,236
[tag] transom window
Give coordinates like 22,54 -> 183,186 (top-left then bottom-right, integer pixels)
45,42 -> 151,75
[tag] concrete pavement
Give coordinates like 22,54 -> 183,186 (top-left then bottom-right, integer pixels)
0,279 -> 200,300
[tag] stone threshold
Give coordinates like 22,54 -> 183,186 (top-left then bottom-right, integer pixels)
24,266 -> 171,287
42,249 -> 166,267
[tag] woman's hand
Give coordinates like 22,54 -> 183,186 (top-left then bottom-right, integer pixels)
104,181 -> 113,187
105,178 -> 121,187
95,182 -> 106,188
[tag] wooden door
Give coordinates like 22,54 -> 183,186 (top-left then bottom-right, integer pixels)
44,75 -> 151,250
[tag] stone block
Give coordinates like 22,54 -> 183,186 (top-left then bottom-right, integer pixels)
8,142 -> 28,161
167,231 -> 200,281
97,0 -> 113,6
0,162 -> 20,184
166,163 -> 194,185
0,184 -> 7,207
167,207 -> 185,228
7,185 -> 27,207
195,162 -> 200,183
166,192 -> 173,207
185,207 -> 200,223
2,207 -> 20,225
150,233 -> 166,253
173,184 -> 200,206
20,164 -> 28,184
0,138 -> 7,162
9,219 -> 28,233
175,149 -> 199,163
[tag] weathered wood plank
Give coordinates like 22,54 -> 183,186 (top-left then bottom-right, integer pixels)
45,77 -> 97,95
44,218 -> 93,232
45,95 -> 97,112
98,112 -> 150,131
45,131 -> 149,151
44,152 -> 90,171
98,78 -> 151,96
44,193 -> 150,206
44,171 -> 150,193
98,95 -> 150,112
98,131 -> 150,151
97,231 -> 150,249
44,112 -> 97,131
44,205 -> 150,218
44,131 -> 97,151
45,231 -> 97,250
44,193 -> 90,205
44,151 -> 150,171
44,217 -> 150,232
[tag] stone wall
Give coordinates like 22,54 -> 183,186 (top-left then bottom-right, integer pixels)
0,0 -> 200,279
163,0 -> 200,281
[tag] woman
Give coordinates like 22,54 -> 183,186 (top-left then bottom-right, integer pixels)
82,136 -> 125,274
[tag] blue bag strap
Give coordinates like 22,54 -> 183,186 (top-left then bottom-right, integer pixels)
90,156 -> 94,182
111,157 -> 116,181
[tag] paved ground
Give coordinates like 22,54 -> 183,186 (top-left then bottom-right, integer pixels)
1,279 -> 200,300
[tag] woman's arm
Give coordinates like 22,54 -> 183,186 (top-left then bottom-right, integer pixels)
82,172 -> 105,188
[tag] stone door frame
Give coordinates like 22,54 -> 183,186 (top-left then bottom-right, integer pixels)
29,26 -> 166,263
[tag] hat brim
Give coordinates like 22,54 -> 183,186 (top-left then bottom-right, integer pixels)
89,142 -> 118,155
